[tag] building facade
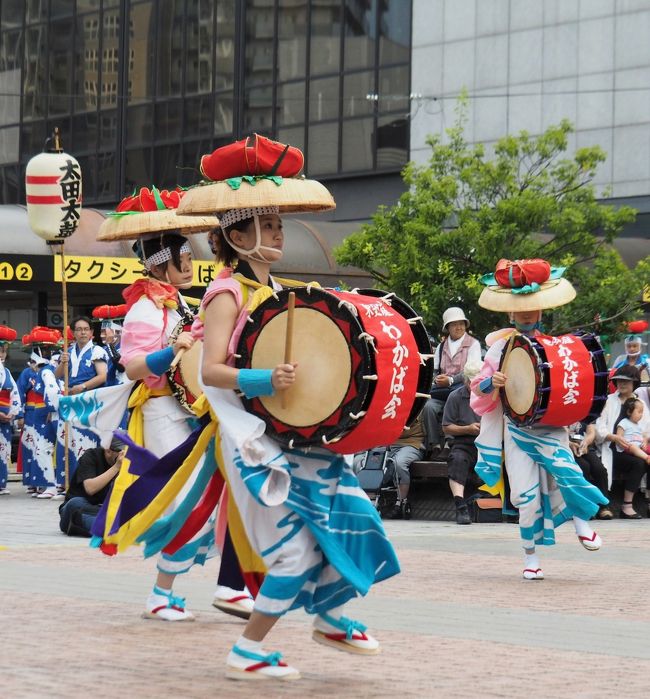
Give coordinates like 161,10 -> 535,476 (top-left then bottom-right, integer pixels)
410,0 -> 650,269
0,0 -> 411,211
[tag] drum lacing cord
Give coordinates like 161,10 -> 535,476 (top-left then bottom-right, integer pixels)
407,315 -> 423,324
338,299 -> 359,316
415,391 -> 432,399
322,434 -> 342,445
306,283 -> 317,294
362,374 -> 378,381
288,439 -> 295,449
419,352 -> 435,364
358,332 -> 377,352
349,411 -> 367,420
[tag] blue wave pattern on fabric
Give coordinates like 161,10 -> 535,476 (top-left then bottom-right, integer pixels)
518,493 -> 571,547
474,439 -> 502,487
233,444 -> 400,615
59,392 -> 104,427
508,424 -> 608,544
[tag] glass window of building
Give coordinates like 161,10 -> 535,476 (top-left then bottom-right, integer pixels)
1,0 -> 411,206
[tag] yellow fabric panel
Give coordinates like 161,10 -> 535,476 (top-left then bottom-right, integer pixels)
108,420 -> 217,552
100,382 -> 171,543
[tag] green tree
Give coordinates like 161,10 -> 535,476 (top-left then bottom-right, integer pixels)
335,108 -> 647,342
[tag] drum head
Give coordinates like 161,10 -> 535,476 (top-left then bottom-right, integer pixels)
499,334 -> 545,426
357,289 -> 434,425
236,287 -> 372,448
503,346 -> 537,415
254,307 -> 352,427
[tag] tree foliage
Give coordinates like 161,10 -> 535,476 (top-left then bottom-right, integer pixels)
335,106 -> 647,342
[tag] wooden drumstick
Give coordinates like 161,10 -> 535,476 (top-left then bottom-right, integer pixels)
170,347 -> 184,371
492,330 -> 518,402
281,292 -> 296,409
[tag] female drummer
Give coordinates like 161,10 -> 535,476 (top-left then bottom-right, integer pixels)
470,260 -> 608,581
197,207 -> 399,681
112,196 -> 251,622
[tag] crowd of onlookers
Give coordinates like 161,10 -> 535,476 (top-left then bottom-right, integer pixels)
358,311 -> 650,525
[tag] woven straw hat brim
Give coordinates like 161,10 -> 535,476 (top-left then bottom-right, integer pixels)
97,209 -> 220,241
478,277 -> 576,312
176,178 -> 336,215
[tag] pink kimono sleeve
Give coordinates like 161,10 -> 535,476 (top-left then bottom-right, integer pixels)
470,340 -> 505,415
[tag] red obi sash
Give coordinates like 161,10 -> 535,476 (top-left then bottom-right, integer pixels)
0,389 -> 11,408
26,390 -> 45,408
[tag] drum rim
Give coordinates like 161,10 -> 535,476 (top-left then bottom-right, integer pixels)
167,314 -> 202,415
235,286 -> 373,448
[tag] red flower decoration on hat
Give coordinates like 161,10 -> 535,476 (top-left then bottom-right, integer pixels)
494,259 -> 551,289
627,320 -> 649,334
92,304 -> 128,320
22,326 -> 62,346
0,326 -> 17,343
115,186 -> 182,213
200,133 -> 304,182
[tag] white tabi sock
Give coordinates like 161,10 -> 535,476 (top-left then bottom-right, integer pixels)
573,517 -> 594,538
524,552 -> 540,571
235,635 -> 263,653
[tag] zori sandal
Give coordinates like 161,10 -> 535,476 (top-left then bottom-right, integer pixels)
312,613 -> 380,654
225,646 -> 300,681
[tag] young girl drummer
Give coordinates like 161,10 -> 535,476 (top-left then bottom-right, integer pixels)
182,145 -> 400,681
94,187 -> 251,621
471,259 -> 608,581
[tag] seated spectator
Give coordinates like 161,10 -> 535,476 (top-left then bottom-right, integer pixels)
616,397 -> 650,465
568,422 -> 613,519
442,361 -> 482,525
430,307 -> 482,450
384,399 -> 439,519
594,365 -> 650,519
59,436 -> 125,537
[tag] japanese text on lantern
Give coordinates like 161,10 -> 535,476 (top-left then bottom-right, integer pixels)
58,159 -> 82,238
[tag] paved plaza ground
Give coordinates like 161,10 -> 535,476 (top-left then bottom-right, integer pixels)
2,482 -> 650,699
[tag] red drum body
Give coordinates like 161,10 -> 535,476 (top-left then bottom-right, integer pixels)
235,287 -> 433,453
500,332 -> 608,428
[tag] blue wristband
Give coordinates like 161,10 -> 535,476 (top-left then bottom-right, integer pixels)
479,377 -> 494,394
237,368 -> 275,399
145,346 -> 175,376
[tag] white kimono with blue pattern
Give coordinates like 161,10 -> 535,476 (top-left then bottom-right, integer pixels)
472,336 -> 608,549
202,383 -> 400,617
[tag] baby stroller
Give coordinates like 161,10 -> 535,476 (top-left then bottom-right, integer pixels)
354,447 -> 411,519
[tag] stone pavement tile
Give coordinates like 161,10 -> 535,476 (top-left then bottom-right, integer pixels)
3,591 -> 649,699
381,548 -> 650,621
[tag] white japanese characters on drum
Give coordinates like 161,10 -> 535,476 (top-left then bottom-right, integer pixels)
379,319 -> 409,421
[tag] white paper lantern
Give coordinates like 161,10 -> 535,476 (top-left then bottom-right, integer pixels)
26,148 -> 82,243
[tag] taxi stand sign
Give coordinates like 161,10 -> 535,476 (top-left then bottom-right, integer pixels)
53,255 -> 220,286
0,254 -> 219,287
